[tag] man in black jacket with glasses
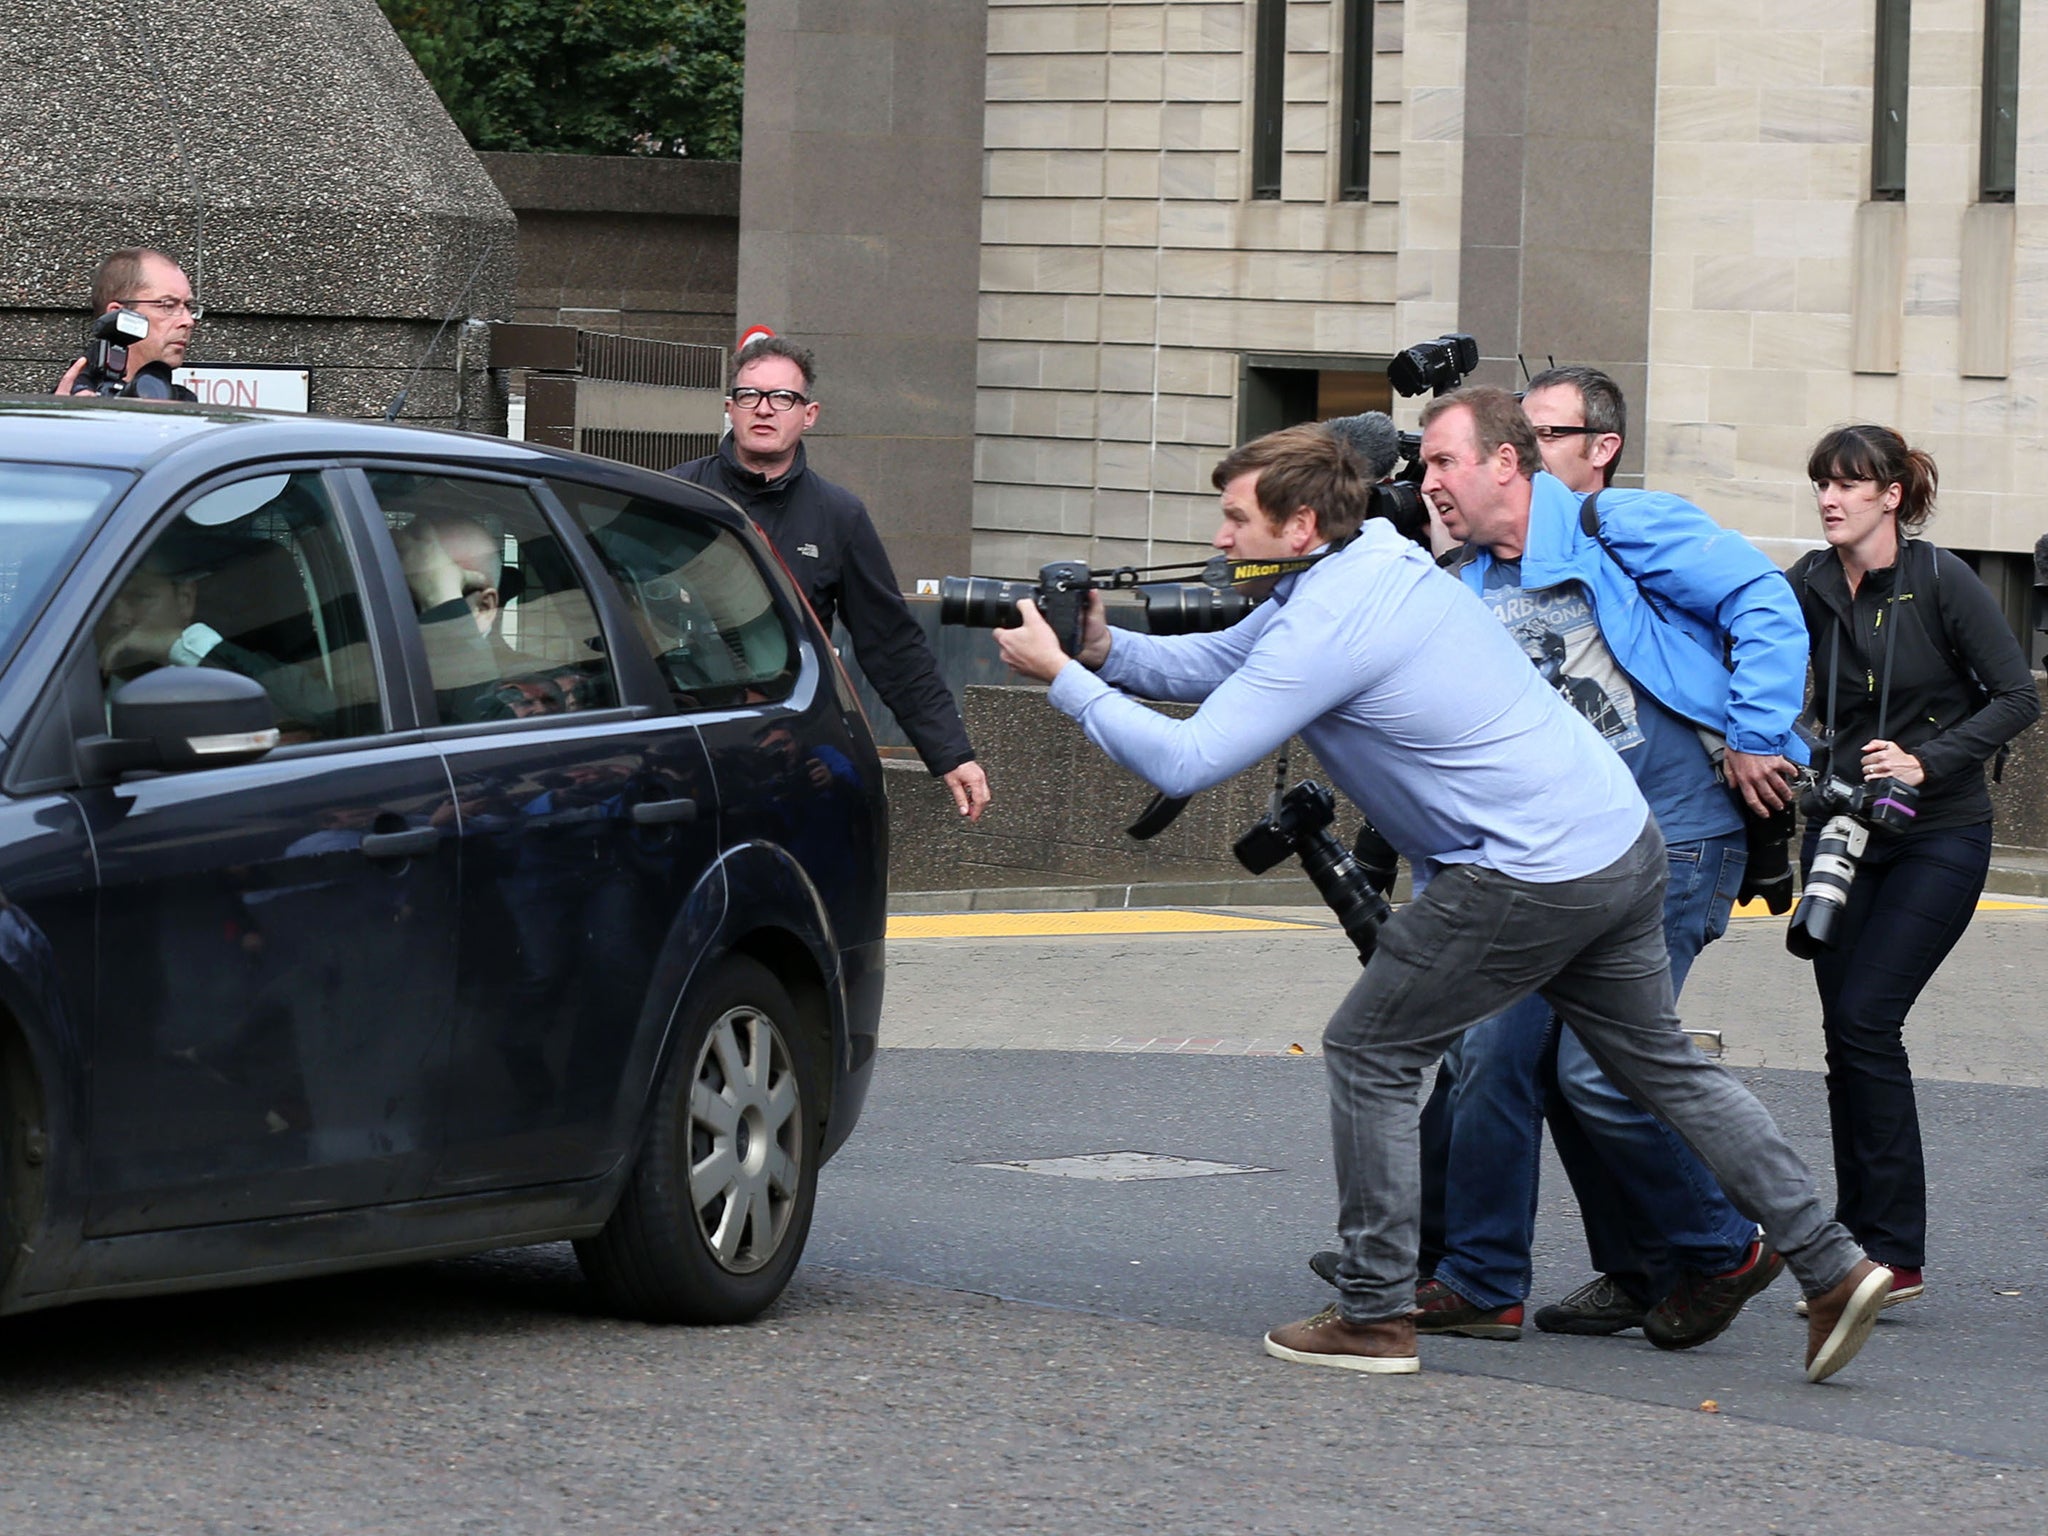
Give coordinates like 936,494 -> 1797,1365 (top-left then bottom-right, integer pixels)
56,247 -> 202,401
670,335 -> 989,821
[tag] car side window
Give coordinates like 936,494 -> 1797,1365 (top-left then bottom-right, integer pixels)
93,471 -> 383,743
544,479 -> 797,710
363,471 -> 620,726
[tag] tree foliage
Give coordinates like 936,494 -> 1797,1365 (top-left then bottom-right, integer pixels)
378,0 -> 744,159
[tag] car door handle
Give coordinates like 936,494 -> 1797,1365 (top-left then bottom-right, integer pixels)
630,797 -> 698,826
360,827 -> 440,860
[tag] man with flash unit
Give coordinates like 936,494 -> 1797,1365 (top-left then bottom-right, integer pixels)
993,416 -> 1890,1384
56,247 -> 201,401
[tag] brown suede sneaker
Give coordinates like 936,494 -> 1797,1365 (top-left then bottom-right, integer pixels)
1804,1258 -> 1893,1383
1264,1306 -> 1421,1375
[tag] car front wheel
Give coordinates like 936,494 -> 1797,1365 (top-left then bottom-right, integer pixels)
576,957 -> 819,1323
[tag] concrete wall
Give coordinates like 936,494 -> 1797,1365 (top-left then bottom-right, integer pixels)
1457,0 -> 1659,480
888,682 -> 1378,891
737,0 -> 988,588
887,679 -> 2048,893
480,154 -> 740,349
0,0 -> 514,428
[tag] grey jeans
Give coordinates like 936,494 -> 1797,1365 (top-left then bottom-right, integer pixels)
1325,819 -> 1864,1323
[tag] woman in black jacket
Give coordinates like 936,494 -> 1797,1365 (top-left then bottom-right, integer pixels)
1786,425 -> 2040,1310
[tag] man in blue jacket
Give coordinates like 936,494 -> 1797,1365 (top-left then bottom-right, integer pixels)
992,418 -> 1886,1382
1367,377 -> 1810,1350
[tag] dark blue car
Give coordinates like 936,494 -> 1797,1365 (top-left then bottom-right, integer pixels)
0,397 -> 888,1324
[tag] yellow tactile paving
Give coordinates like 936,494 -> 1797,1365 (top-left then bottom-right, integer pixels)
888,909 -> 1324,940
896,896 -> 2046,938
1730,895 -> 2043,919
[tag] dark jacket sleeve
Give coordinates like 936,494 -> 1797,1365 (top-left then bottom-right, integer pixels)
831,497 -> 975,776
1913,547 -> 2041,784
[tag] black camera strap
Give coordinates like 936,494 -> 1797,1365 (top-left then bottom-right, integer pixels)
1266,751 -> 1290,822
1818,562 -> 1903,782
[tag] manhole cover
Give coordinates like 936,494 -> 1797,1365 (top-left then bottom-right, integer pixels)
974,1151 -> 1276,1181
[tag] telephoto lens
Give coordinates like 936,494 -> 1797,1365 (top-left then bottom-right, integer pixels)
1296,827 -> 1391,965
1136,581 -> 1259,635
1739,801 -> 1798,915
1784,812 -> 1869,958
937,575 -> 1037,629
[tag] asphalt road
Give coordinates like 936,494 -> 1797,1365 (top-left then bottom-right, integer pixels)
1,901 -> 2044,1532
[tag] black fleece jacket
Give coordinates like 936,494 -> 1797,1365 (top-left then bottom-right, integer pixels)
1788,539 -> 2040,835
669,437 -> 974,776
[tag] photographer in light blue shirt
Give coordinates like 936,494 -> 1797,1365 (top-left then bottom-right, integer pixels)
994,413 -> 1890,1385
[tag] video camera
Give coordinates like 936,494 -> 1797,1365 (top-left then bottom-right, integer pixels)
1365,332 -> 1481,541
1784,771 -> 1919,957
1233,780 -> 1391,965
938,554 -> 1275,653
72,308 -> 151,397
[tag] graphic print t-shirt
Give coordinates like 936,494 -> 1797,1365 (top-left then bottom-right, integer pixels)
1480,560 -> 1740,843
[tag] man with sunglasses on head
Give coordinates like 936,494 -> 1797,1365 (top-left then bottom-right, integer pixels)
56,247 -> 202,401
669,335 -> 989,821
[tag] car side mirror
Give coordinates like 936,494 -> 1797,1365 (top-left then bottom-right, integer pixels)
76,667 -> 280,779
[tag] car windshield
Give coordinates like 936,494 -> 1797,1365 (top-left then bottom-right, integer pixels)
0,461 -> 128,660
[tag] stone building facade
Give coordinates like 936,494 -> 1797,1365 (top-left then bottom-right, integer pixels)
1642,0 -> 2047,611
973,0 -> 1451,577
962,0 -> 2048,623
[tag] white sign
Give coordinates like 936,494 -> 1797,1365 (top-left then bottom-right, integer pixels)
173,365 -> 311,413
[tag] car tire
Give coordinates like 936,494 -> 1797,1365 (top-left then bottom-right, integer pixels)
576,957 -> 819,1324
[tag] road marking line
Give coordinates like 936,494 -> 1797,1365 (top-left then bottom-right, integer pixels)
887,910 -> 1322,939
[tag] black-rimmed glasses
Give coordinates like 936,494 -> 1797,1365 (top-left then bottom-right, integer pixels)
1530,424 -> 1600,442
729,387 -> 809,412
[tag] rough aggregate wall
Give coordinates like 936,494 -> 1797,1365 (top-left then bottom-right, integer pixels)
0,0 -> 515,426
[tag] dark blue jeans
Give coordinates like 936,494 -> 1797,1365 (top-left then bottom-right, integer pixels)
1419,830 -> 1757,1309
1804,819 -> 1990,1271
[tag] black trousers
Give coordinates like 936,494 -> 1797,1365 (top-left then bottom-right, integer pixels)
1803,818 -> 1991,1270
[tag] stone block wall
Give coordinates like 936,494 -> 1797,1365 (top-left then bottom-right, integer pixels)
974,1 -> 1429,576
1644,1 -> 2048,560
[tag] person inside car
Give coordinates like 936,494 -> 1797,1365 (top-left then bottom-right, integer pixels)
95,548 -> 336,739
395,511 -> 596,723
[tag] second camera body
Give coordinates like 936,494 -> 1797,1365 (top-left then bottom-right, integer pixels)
1785,773 -> 1919,957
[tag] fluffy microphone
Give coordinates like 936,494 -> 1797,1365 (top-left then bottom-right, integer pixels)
1326,411 -> 1402,480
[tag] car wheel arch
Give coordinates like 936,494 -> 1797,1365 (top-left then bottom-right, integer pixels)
0,1010 -> 51,1305
727,926 -> 834,1135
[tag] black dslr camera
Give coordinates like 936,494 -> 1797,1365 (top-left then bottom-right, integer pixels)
1784,773 -> 1920,957
72,308 -> 152,396
1234,780 -> 1391,965
1367,333 -> 1480,540
939,556 -> 1263,651
1387,332 -> 1480,399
